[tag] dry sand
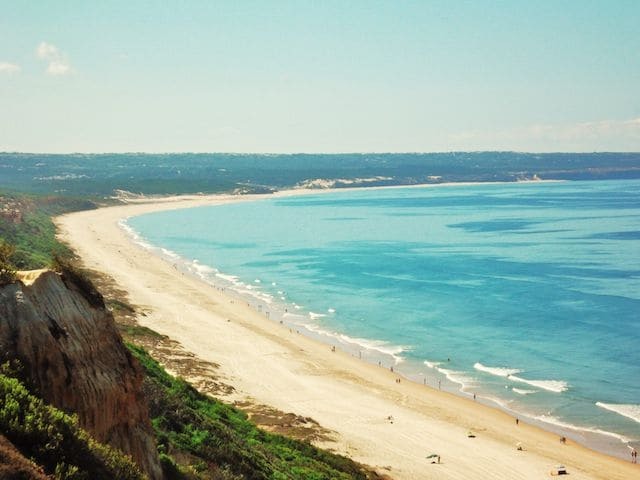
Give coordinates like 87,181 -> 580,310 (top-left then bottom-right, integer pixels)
56,188 -> 638,480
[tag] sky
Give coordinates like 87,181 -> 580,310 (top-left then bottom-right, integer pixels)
1,1 -> 639,153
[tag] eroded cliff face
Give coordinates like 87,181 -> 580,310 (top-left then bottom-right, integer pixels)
0,270 -> 162,480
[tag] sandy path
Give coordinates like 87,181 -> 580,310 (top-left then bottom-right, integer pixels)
56,190 -> 638,480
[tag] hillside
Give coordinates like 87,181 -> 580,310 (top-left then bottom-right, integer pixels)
1,152 -> 639,197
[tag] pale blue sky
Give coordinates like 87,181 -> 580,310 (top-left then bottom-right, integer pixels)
1,1 -> 639,153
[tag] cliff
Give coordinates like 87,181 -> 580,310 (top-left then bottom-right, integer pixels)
0,434 -> 49,480
0,270 -> 162,480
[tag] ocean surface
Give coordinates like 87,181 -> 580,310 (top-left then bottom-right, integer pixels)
126,180 -> 640,458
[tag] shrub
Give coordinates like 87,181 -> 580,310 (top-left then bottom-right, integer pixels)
0,241 -> 17,286
128,343 -> 376,480
0,373 -> 144,480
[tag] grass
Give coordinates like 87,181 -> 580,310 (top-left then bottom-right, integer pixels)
0,192 -> 96,269
0,368 -> 144,480
128,343 -> 379,480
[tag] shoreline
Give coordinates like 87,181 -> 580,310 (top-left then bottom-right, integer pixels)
56,183 -> 638,479
122,215 -> 635,460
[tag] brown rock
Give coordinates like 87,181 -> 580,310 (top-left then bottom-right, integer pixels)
0,434 -> 50,480
0,271 -> 162,480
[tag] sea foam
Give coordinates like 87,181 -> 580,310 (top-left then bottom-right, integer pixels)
473,363 -> 567,393
596,402 -> 640,424
512,388 -> 537,395
119,219 -> 154,250
534,414 -> 630,443
424,360 -> 476,391
509,376 -> 568,393
474,362 -> 522,377
298,322 -> 407,364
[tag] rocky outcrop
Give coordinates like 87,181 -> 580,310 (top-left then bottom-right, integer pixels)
0,270 -> 162,480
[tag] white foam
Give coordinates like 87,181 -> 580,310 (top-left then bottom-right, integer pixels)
215,272 -> 240,283
512,388 -> 537,395
474,362 -> 522,377
339,334 -> 407,364
534,414 -> 631,443
510,375 -> 568,393
423,360 -> 475,391
159,247 -> 175,258
190,261 -> 215,278
438,367 -> 477,391
298,323 -> 407,364
470,359 -> 568,393
120,217 -> 277,310
118,219 -> 155,250
327,308 -> 336,313
596,403 -> 640,424
308,312 -> 326,320
254,279 -> 261,283
236,288 -> 273,305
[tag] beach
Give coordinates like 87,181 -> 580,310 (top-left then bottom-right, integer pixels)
56,189 -> 638,480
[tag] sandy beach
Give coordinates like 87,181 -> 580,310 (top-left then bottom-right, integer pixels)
56,188 -> 638,480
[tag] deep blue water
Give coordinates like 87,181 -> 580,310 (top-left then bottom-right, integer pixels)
127,180 -> 640,457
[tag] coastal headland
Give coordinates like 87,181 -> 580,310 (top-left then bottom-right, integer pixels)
56,185 -> 638,480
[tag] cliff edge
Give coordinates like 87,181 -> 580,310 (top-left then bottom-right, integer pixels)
0,270 -> 162,480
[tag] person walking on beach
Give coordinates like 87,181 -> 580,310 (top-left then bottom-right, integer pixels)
631,448 -> 637,463
516,418 -> 519,425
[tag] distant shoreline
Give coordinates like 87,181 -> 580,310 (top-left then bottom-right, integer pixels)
111,177 -> 563,204
57,181 -> 638,480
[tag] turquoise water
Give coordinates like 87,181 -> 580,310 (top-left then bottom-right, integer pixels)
127,180 -> 640,458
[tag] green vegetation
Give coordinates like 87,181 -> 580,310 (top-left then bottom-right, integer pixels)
0,241 -> 16,286
0,192 -> 95,269
2,152 -> 640,197
0,368 -> 144,480
128,344 -> 376,480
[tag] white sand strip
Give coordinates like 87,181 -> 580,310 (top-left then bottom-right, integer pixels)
56,188 -> 637,480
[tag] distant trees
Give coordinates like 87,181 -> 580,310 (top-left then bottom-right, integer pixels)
0,241 -> 16,285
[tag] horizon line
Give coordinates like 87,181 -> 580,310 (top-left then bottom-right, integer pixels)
2,150 -> 640,156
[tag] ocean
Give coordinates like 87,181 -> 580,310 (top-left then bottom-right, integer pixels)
126,179 -> 640,458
